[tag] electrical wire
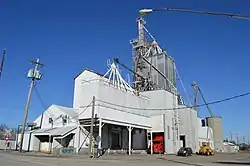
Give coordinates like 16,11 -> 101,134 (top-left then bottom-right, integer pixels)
174,63 -> 192,106
34,85 -> 54,117
34,84 -> 93,124
52,102 -> 93,126
96,91 -> 250,111
70,102 -> 93,120
97,104 -> 149,117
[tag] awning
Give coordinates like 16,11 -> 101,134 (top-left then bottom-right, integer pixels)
33,126 -> 76,137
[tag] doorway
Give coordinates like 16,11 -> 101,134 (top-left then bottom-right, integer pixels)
180,135 -> 186,147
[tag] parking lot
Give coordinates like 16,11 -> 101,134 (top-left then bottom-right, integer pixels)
1,151 -> 250,166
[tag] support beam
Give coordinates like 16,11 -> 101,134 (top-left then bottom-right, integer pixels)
127,126 -> 133,155
76,122 -> 80,154
49,134 -> 52,153
163,113 -> 167,154
150,130 -> 153,154
98,118 -> 102,149
89,96 -> 95,157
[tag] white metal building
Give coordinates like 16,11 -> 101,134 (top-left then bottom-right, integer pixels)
179,107 -> 199,152
18,105 -> 78,152
73,64 -> 152,154
197,118 -> 214,149
140,89 -> 180,154
20,62 -> 215,155
179,107 -> 214,152
223,142 -> 239,153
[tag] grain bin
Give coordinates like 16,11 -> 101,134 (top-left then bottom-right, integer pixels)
206,116 -> 223,152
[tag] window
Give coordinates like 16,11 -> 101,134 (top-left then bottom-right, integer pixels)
201,119 -> 206,127
167,126 -> 170,139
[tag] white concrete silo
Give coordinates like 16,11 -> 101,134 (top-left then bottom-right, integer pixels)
206,116 -> 224,152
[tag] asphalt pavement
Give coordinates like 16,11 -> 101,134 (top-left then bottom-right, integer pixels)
0,152 -> 182,166
1,151 -> 250,166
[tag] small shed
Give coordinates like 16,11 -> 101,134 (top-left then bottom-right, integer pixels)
223,142 -> 239,153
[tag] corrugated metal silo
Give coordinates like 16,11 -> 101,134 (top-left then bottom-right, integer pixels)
146,53 -> 176,93
206,116 -> 224,151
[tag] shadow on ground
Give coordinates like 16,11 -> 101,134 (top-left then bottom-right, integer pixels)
214,161 -> 250,165
156,157 -> 203,166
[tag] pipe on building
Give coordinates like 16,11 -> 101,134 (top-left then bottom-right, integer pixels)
163,113 -> 167,154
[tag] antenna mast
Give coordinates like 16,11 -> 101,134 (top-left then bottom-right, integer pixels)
137,17 -> 146,45
0,49 -> 6,81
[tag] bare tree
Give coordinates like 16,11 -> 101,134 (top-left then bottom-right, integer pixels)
0,124 -> 17,140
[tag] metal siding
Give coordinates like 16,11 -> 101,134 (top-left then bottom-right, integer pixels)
74,70 -> 151,128
97,83 -> 150,128
179,107 -> 199,152
141,90 -> 174,131
141,90 -> 178,154
142,90 -> 174,130
163,113 -> 175,154
197,118 -> 214,150
132,129 -> 147,150
34,105 -> 77,129
18,133 -> 34,151
73,70 -> 100,110
74,82 -> 99,119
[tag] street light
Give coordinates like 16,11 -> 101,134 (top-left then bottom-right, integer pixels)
139,8 -> 250,20
139,9 -> 153,16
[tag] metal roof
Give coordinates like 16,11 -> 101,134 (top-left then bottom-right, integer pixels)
33,126 -> 76,137
52,105 -> 78,119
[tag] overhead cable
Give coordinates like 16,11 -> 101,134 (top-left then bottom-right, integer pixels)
70,102 -> 93,120
34,85 -> 93,121
34,85 -> 54,116
96,91 -> 250,111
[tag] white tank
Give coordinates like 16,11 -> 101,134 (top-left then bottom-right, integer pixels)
206,116 -> 223,152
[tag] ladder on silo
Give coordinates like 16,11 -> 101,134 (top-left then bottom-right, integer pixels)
173,90 -> 180,153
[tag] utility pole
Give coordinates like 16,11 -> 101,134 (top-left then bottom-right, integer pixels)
89,96 -> 95,157
191,81 -> 199,112
19,58 -> 43,152
230,132 -> 233,142
236,134 -> 239,145
0,48 -> 6,81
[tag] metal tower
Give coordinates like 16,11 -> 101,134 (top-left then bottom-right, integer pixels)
130,15 -> 181,153
130,16 -> 177,93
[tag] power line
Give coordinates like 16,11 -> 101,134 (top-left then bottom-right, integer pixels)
97,104 -> 149,117
34,85 -> 93,122
34,85 -> 54,116
71,102 -> 93,120
96,91 -> 250,111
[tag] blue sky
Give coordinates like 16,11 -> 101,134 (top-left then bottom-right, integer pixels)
0,0 -> 249,141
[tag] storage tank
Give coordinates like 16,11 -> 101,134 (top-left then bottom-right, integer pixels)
206,116 -> 223,152
145,53 -> 176,93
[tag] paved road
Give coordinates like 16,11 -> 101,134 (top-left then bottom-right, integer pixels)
0,151 -> 249,166
0,152 -> 184,166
